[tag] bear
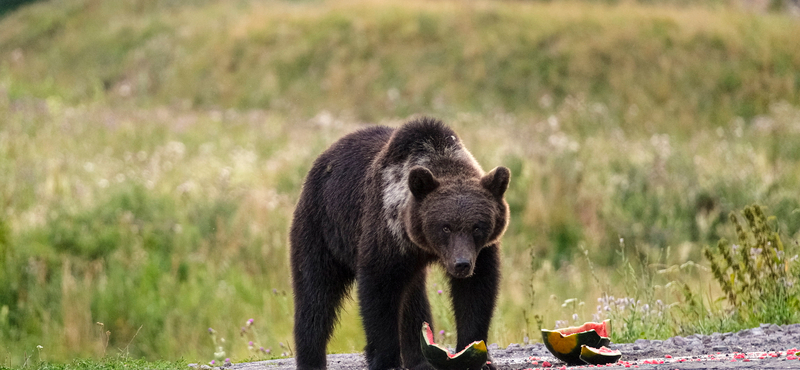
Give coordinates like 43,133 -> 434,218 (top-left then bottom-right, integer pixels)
290,117 -> 510,370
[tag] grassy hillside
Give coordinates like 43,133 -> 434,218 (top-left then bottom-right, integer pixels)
2,0 -> 800,129
1,0 -> 800,367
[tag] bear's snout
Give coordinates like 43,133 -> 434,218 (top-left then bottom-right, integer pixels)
453,258 -> 473,278
446,233 -> 477,278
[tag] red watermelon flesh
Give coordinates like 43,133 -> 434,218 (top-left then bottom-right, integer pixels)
557,320 -> 610,338
597,346 -> 618,354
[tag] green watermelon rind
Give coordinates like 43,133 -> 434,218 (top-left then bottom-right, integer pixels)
420,322 -> 488,370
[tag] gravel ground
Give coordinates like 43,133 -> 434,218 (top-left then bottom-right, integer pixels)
191,323 -> 800,370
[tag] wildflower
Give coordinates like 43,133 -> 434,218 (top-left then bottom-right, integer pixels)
572,313 -> 579,322
247,318 -> 254,327
208,328 -> 215,334
437,290 -> 443,295
439,330 -> 445,335
210,360 -> 216,365
224,358 -> 231,365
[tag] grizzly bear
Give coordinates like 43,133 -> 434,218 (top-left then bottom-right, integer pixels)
290,117 -> 510,370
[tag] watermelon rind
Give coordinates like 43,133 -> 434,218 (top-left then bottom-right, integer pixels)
541,320 -> 612,365
579,345 -> 622,365
420,322 -> 488,370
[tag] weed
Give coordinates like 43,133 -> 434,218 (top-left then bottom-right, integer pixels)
206,328 -> 226,366
703,204 -> 800,326
240,318 -> 272,359
95,323 -> 109,357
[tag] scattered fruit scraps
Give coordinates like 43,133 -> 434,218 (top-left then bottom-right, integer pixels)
523,348 -> 800,370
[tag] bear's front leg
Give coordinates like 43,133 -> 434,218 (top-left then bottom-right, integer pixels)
357,256 -> 412,370
449,245 -> 500,370
399,269 -> 434,370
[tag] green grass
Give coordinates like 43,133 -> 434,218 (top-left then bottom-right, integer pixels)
3,0 -> 800,128
1,357 -> 186,370
1,0 -> 800,367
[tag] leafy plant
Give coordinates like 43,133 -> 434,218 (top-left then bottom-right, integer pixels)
703,204 -> 799,324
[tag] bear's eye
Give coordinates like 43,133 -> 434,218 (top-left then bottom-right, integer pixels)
473,227 -> 481,235
442,226 -> 451,234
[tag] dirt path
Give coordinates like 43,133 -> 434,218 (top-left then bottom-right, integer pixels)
192,323 -> 800,369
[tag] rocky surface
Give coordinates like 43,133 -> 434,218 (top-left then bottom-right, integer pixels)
190,323 -> 800,369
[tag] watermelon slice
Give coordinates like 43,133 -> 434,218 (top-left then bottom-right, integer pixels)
580,345 -> 622,365
420,322 -> 488,370
541,320 -> 612,365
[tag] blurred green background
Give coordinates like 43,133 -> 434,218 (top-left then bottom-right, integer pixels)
1,0 -> 800,366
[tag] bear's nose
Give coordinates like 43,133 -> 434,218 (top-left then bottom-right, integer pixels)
454,259 -> 472,275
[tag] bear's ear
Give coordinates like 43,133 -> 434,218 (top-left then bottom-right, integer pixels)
481,166 -> 510,198
408,166 -> 440,200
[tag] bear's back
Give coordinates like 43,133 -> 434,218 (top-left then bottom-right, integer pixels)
295,125 -> 394,267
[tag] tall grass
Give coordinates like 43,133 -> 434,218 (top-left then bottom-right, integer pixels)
1,0 -> 799,366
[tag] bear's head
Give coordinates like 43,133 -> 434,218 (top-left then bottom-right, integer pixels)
404,165 -> 510,278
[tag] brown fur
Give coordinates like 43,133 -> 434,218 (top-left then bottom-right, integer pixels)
290,117 -> 510,370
